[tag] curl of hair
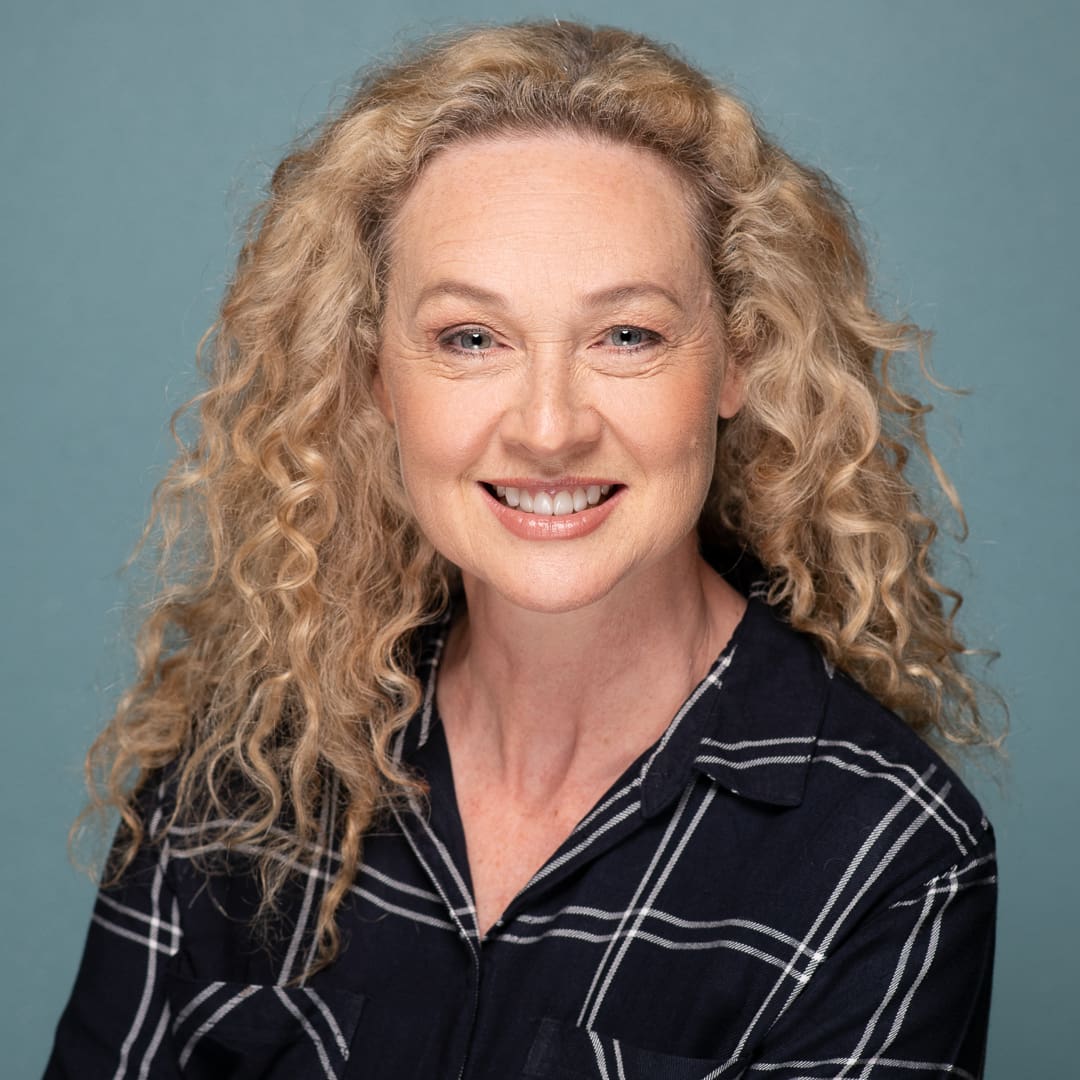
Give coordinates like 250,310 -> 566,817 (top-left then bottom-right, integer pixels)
80,19 -> 1001,974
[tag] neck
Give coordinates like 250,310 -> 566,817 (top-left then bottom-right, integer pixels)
437,537 -> 746,804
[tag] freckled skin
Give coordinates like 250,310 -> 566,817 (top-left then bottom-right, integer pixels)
375,133 -> 742,614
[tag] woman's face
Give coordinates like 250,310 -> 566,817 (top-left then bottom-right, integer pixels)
375,132 -> 743,614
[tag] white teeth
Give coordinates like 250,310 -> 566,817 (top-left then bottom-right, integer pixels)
553,491 -> 574,516
492,483 -> 616,516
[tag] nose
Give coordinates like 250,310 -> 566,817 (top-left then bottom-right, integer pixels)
499,347 -> 602,461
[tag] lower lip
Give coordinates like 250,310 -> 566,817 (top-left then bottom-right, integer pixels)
480,484 -> 623,540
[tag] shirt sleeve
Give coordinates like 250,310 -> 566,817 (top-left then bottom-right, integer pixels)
744,822 -> 997,1080
44,777 -> 183,1079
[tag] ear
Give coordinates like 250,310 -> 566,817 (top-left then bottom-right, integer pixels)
717,358 -> 746,420
371,364 -> 395,424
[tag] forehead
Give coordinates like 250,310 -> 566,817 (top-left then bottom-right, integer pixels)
386,132 -> 708,300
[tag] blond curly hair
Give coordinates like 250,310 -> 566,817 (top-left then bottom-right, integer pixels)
81,19 -> 999,972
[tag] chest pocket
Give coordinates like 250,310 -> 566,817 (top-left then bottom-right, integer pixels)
523,1017 -> 747,1080
165,974 -> 364,1079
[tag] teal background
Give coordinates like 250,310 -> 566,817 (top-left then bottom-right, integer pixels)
3,1 -> 1076,1075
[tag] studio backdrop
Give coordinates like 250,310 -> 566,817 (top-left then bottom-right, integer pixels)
2,2 -> 1077,1076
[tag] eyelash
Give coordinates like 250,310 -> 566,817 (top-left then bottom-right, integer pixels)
438,327 -> 498,356
437,325 -> 662,357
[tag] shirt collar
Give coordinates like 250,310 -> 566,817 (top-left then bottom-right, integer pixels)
405,592 -> 831,814
639,597 -> 831,816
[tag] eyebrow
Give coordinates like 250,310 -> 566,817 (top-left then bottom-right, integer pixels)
411,280 -> 688,315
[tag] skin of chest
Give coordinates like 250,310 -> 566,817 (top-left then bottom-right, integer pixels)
462,800 -> 574,936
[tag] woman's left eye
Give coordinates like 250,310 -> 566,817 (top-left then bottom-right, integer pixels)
605,326 -> 658,349
442,327 -> 495,352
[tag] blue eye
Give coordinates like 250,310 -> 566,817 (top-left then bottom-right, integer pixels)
607,326 -> 656,349
445,328 -> 494,351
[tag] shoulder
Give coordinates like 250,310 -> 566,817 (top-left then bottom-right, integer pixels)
798,638 -> 995,925
815,668 -> 991,854
726,598 -> 994,913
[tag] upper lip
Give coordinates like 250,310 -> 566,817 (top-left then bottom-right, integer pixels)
481,478 -> 619,489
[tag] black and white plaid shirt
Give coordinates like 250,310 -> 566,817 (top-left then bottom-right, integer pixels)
47,593 -> 997,1079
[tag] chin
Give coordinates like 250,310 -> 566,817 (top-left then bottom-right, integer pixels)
506,585 -> 612,616
462,564 -> 624,616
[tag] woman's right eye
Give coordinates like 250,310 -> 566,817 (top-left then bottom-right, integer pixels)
440,327 -> 495,353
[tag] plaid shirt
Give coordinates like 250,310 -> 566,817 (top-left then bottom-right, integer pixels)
47,595 -> 996,1079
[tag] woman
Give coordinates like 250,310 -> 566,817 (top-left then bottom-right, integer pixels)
47,20 -> 998,1080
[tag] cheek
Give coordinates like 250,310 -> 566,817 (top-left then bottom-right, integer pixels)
388,377 -> 494,488
617,373 -> 720,469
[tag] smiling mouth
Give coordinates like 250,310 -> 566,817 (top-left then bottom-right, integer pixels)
483,483 -> 617,517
